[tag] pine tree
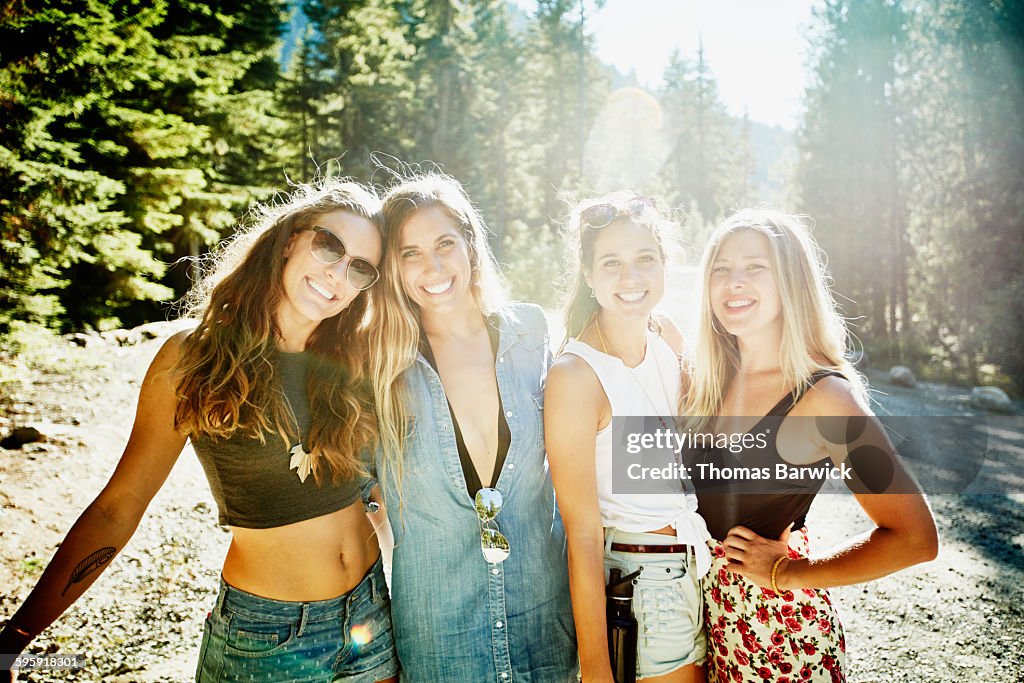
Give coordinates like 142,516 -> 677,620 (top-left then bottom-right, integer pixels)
0,1 -> 173,331
900,0 -> 1024,386
797,0 -> 908,357
659,44 -> 744,236
0,0 -> 290,332
290,0 -> 416,181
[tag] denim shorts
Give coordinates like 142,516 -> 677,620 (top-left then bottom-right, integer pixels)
195,556 -> 399,682
604,529 -> 706,679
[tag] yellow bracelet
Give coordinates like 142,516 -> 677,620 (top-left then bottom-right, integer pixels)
770,555 -> 787,593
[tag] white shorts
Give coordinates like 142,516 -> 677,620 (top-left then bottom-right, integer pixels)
604,528 -> 707,679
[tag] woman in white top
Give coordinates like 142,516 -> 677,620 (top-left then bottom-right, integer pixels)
546,193 -> 711,683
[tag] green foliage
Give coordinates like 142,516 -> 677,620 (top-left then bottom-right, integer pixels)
19,557 -> 45,577
798,0 -> 1024,390
1,1 -> 167,331
502,219 -> 563,308
658,45 -> 753,227
284,0 -> 417,181
0,0 -> 289,333
798,0 -> 908,341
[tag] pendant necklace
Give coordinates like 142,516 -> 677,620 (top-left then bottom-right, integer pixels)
283,387 -> 314,483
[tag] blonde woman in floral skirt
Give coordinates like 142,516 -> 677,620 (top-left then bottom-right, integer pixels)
684,209 -> 937,682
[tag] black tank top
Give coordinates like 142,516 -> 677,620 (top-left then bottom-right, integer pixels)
688,371 -> 845,541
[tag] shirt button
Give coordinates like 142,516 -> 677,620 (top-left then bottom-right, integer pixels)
507,463 -> 515,470
505,410 -> 512,418
492,567 -> 499,575
499,357 -> 505,363
500,674 -> 509,680
495,621 -> 503,628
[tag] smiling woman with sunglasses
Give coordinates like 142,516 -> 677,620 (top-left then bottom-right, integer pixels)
369,172 -> 577,682
303,225 -> 381,290
0,180 -> 400,683
546,192 -> 712,683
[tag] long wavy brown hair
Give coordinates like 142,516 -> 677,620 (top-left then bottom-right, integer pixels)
173,179 -> 383,485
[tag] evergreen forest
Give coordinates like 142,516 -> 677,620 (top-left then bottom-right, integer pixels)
2,0 -> 1022,391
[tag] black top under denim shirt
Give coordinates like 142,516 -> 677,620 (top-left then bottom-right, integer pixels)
419,316 -> 512,496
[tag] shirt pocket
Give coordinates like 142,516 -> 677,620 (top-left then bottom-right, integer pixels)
531,387 -> 545,412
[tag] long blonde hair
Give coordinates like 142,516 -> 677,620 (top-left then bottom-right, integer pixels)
686,208 -> 866,420
174,179 -> 383,484
370,173 -> 508,497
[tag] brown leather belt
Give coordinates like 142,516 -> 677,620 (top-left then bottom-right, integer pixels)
610,542 -> 690,554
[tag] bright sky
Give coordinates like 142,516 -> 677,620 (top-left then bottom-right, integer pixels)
512,0 -> 818,130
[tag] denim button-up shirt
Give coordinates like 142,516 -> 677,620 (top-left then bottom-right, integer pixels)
379,303 -> 577,682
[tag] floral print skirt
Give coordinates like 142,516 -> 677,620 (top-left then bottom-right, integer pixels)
703,528 -> 846,683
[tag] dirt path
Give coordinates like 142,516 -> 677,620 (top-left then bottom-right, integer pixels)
1,327 -> 1022,682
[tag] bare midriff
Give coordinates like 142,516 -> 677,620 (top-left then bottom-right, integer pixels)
222,501 -> 379,601
605,524 -> 678,537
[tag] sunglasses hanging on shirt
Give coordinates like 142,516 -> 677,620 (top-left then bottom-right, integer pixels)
475,487 -> 510,564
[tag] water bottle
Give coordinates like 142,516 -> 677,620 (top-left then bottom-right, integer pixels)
606,567 -> 641,683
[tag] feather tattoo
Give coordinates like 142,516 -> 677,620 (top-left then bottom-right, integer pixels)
61,546 -> 116,596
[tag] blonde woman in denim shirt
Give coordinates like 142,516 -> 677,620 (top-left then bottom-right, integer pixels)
368,173 -> 577,682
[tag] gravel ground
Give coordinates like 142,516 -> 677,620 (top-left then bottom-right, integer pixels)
1,326 -> 1022,682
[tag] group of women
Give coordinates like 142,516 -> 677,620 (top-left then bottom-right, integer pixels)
0,172 -> 937,683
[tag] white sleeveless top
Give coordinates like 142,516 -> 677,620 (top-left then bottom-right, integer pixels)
563,330 -> 712,578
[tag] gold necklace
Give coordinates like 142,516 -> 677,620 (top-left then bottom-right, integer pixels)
594,312 -> 608,354
594,314 -> 673,427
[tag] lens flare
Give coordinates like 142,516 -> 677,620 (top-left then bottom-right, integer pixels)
350,623 -> 373,647
584,87 -> 669,190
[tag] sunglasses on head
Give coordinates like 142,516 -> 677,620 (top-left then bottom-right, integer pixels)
303,226 -> 380,290
580,195 -> 658,230
475,487 -> 510,564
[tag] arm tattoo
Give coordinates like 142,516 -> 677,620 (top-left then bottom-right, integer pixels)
61,547 -> 116,596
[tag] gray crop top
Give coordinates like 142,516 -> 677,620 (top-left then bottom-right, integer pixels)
190,351 -> 367,529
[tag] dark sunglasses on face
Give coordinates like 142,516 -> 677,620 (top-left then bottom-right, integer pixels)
579,195 -> 658,230
303,226 -> 380,290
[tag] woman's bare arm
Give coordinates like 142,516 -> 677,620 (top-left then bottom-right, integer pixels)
0,333 -> 190,656
545,354 -> 615,683
722,377 -> 938,589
